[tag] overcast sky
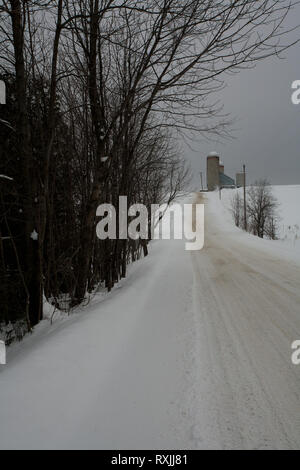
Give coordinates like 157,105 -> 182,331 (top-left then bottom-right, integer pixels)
184,9 -> 300,188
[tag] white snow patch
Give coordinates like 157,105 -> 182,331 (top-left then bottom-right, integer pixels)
30,230 -> 38,241
0,174 -> 13,181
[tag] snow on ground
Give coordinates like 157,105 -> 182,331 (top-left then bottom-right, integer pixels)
0,230 -> 196,449
273,185 -> 300,249
190,191 -> 300,449
216,185 -> 300,260
1,190 -> 300,449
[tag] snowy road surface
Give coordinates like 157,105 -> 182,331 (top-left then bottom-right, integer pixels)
1,192 -> 300,449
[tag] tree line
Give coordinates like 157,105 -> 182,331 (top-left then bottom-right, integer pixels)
0,0 -> 297,342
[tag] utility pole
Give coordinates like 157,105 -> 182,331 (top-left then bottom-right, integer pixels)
200,172 -> 203,191
243,164 -> 247,231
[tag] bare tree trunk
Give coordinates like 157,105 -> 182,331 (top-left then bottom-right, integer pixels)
10,0 -> 42,326
74,0 -> 106,303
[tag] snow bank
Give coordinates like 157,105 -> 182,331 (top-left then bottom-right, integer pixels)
206,185 -> 300,264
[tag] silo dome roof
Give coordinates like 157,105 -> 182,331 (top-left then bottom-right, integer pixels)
208,151 -> 219,157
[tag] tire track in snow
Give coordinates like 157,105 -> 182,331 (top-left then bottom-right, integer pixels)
189,193 -> 300,449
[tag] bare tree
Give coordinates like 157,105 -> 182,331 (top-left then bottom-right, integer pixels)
65,0 -> 298,303
247,180 -> 279,239
231,191 -> 243,228
0,0 -> 298,333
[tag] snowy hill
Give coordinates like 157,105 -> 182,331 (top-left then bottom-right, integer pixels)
215,185 -> 300,258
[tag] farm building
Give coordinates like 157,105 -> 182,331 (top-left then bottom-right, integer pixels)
207,152 -> 235,191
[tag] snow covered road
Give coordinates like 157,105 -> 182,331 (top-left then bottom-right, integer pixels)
190,193 -> 300,449
1,192 -> 300,449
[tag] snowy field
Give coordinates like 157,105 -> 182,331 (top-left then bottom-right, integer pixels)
273,185 -> 300,250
